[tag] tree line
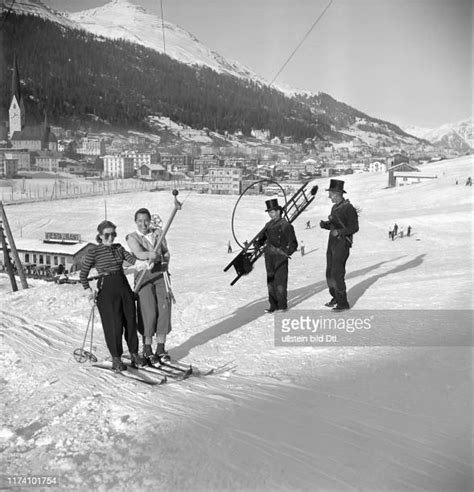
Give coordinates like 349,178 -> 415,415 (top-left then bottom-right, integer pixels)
2,14 -> 331,141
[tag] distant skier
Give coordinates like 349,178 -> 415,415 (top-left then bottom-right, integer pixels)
300,241 -> 305,256
399,226 -> 404,238
407,225 -> 412,237
227,240 -> 233,253
466,176 -> 472,186
257,198 -> 298,313
393,223 -> 398,236
388,228 -> 393,240
306,220 -> 311,229
320,179 -> 359,312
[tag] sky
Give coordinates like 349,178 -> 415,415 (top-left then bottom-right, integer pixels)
42,0 -> 472,128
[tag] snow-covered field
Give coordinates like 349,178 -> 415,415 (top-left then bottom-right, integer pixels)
1,156 -> 473,491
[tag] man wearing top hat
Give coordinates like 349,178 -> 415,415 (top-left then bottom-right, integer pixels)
320,179 -> 359,312
257,198 -> 298,313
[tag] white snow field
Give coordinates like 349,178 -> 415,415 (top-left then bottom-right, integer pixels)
1,156 -> 473,491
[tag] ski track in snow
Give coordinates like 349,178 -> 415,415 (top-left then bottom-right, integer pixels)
0,156 -> 473,490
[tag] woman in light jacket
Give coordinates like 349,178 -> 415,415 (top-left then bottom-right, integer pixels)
127,208 -> 172,364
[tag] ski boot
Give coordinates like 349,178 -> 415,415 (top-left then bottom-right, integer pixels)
130,352 -> 146,368
151,351 -> 171,365
112,357 -> 127,372
143,344 -> 153,360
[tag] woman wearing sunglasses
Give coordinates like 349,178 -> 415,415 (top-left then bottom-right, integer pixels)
80,220 -> 145,372
126,208 -> 172,364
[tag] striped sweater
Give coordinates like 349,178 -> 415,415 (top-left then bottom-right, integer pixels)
80,243 -> 136,289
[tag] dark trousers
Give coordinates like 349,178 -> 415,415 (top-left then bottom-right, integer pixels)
326,237 -> 351,307
96,272 -> 138,358
265,253 -> 289,310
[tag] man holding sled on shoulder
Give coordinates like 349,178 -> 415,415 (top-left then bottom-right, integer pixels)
257,199 -> 298,314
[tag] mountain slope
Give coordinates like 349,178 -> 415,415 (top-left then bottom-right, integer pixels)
3,1 -> 428,148
404,118 -> 473,151
69,0 -> 263,83
5,0 -> 78,29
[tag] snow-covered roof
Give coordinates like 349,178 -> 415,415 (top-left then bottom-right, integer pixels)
0,239 -> 93,255
140,163 -> 166,171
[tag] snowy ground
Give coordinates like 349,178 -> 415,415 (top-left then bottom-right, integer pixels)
1,156 -> 473,491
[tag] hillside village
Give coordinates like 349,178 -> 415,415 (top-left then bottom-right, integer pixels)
1,55 -> 469,197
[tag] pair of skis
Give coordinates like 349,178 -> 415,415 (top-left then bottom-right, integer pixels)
92,358 -> 193,386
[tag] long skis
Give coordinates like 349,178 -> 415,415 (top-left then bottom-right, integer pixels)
92,362 -> 167,385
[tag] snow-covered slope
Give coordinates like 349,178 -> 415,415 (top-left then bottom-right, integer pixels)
1,156 -> 472,489
68,0 -> 262,82
403,124 -> 432,140
8,0 -> 79,29
404,117 -> 473,150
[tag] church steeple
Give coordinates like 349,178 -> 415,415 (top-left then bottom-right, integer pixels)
11,55 -> 22,102
9,55 -> 26,138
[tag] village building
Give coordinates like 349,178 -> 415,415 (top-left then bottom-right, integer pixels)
10,120 -> 58,152
251,129 -> 271,142
8,57 -> 58,153
34,150 -> 62,172
122,151 -> 160,170
387,162 -> 437,187
194,155 -> 224,176
59,160 -> 89,175
76,138 -> 105,156
0,232 -> 94,277
208,167 -> 242,194
223,158 -> 251,169
320,167 -> 337,177
0,154 -> 18,178
160,153 -> 193,173
8,56 -> 25,139
103,155 -> 134,178
387,153 -> 409,168
137,163 -> 168,180
2,149 -> 31,171
369,160 -> 387,172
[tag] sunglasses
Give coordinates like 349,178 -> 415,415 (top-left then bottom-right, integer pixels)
103,231 -> 117,239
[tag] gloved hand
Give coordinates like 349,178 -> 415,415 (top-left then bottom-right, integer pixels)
320,220 -> 330,230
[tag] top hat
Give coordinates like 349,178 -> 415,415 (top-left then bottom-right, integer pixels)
325,179 -> 346,194
265,198 -> 281,212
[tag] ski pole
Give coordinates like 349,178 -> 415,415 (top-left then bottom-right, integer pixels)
88,302 -> 97,362
134,189 -> 182,293
73,301 -> 98,363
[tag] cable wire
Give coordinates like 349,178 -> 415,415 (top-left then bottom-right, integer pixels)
270,0 -> 333,86
160,0 -> 166,54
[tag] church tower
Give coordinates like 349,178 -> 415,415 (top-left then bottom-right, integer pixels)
9,55 -> 26,138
